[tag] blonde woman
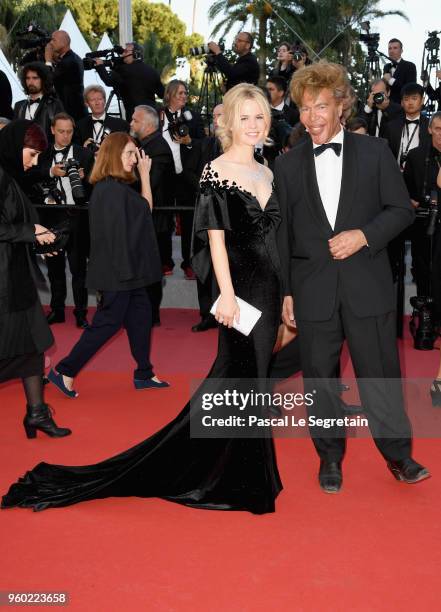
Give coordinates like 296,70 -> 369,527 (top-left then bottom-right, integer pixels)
3,85 -> 284,515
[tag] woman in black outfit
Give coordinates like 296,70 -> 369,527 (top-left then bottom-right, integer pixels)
0,120 -> 71,438
47,132 -> 168,397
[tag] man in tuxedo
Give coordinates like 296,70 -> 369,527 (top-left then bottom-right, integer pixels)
275,61 -> 429,493
75,85 -> 129,150
266,76 -> 299,126
383,83 -> 430,167
383,38 -> 417,104
36,113 -> 94,328
44,30 -> 87,121
14,62 -> 64,141
208,32 -> 259,90
361,78 -> 403,137
160,80 -> 205,278
130,104 -> 174,325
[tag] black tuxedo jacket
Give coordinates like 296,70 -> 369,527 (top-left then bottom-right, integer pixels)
52,50 -> 87,120
74,114 -> 129,146
13,95 -> 64,141
362,101 -> 403,137
403,145 -> 441,205
138,131 -> 174,209
383,59 -> 417,104
383,114 -> 430,159
274,132 -> 414,321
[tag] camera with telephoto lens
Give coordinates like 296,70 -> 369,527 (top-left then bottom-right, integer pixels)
190,42 -> 224,57
373,92 -> 385,105
409,296 -> 436,350
168,110 -> 193,141
16,23 -> 52,65
62,159 -> 85,200
83,45 -> 125,71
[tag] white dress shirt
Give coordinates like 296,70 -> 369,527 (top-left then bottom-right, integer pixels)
398,114 -> 420,163
50,145 -> 74,205
25,97 -> 41,120
312,128 -> 344,230
162,109 -> 183,174
389,58 -> 401,86
91,113 -> 107,142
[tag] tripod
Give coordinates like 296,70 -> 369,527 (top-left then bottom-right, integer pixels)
106,88 -> 125,119
196,58 -> 224,136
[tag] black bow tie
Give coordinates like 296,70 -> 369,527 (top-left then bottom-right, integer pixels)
93,119 -> 104,124
406,119 -> 419,125
313,142 -> 342,157
29,98 -> 41,105
54,147 -> 70,158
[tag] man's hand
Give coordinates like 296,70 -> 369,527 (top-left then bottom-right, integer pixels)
383,72 -> 391,83
366,92 -> 374,109
94,58 -> 104,66
79,168 -> 85,179
411,199 -> 420,208
174,135 -> 192,146
44,42 -> 54,62
52,164 -> 66,178
208,42 -> 222,55
282,296 -> 296,328
83,138 -> 94,147
437,167 -> 441,189
328,230 -> 367,260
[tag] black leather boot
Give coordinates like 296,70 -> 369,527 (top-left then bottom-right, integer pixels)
23,403 -> 72,438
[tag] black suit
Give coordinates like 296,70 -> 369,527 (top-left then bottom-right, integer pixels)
275,131 -> 413,463
13,94 -> 64,141
36,143 -> 94,317
74,114 -> 129,146
361,101 -> 403,137
383,59 -> 417,104
51,50 -> 87,120
383,114 -> 430,161
214,51 -> 259,90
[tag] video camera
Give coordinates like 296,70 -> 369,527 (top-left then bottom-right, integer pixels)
359,21 -> 380,58
83,46 -> 125,71
16,23 -> 52,65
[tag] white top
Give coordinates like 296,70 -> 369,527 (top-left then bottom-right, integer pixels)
389,57 -> 401,86
92,113 -> 107,142
312,128 -> 344,230
162,109 -> 183,174
25,97 -> 41,120
398,114 -> 420,163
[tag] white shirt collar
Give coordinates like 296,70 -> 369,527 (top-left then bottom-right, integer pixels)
92,113 -> 106,121
272,102 -> 285,111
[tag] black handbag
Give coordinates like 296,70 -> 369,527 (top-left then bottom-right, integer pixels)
34,220 -> 70,254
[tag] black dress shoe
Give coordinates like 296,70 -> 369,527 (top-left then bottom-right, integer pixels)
46,310 -> 65,324
191,317 -> 218,332
387,458 -> 430,484
319,460 -> 343,494
75,315 -> 89,329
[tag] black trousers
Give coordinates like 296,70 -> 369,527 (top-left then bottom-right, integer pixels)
297,286 -> 412,463
56,288 -> 154,380
45,213 -> 89,315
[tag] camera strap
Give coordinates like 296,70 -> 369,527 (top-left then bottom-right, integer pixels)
53,146 -> 71,201
399,122 -> 419,160
92,119 -> 106,143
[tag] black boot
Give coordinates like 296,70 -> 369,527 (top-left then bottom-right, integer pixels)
23,403 -> 72,439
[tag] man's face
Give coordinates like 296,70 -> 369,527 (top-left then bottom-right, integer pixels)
370,80 -> 389,109
213,105 -> 223,130
130,110 -> 152,140
171,85 -> 188,110
51,119 -> 74,148
86,92 -> 106,117
388,41 -> 402,62
25,70 -> 42,95
123,44 -> 135,64
299,88 -> 342,145
233,34 -> 250,56
401,93 -> 423,117
429,118 -> 441,151
266,82 -> 284,106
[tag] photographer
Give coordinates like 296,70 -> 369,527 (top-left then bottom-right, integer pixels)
208,32 -> 259,91
94,43 -> 164,121
14,62 -> 64,141
44,30 -> 87,121
383,38 -> 417,104
403,112 -> 441,302
160,80 -> 205,278
361,78 -> 403,137
35,112 -> 94,329
75,85 -> 129,152
271,42 -> 295,82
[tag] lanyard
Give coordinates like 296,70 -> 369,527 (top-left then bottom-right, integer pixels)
400,122 -> 419,159
93,120 -> 105,143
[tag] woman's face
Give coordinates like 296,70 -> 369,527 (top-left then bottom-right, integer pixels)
23,148 -> 40,171
233,98 -> 268,147
277,45 -> 290,61
171,85 -> 188,110
121,141 -> 138,173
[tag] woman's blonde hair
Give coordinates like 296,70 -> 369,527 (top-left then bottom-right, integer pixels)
290,61 -> 349,107
216,83 -> 271,151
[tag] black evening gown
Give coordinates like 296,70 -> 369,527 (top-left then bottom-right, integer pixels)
2,168 -> 284,514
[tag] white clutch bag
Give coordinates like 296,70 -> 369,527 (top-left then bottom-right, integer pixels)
210,296 -> 262,336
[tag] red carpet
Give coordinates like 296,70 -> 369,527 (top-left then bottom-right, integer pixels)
1,309 -> 440,611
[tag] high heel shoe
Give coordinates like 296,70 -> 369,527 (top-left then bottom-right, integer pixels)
430,379 -> 441,407
23,403 -> 72,438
